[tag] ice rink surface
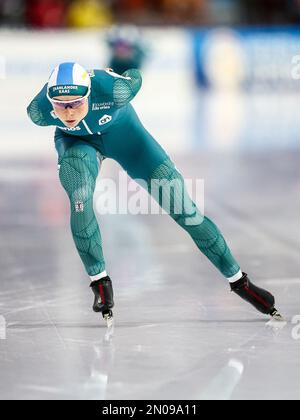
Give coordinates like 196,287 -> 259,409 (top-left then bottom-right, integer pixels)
0,35 -> 300,398
1,131 -> 300,400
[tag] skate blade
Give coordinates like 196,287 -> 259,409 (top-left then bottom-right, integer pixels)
270,309 -> 285,322
103,311 -> 114,328
266,310 -> 287,331
271,312 -> 285,322
103,313 -> 114,342
104,314 -> 114,329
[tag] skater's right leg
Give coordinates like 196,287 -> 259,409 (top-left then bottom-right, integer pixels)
58,141 -> 106,278
56,136 -> 115,316
55,129 -> 107,281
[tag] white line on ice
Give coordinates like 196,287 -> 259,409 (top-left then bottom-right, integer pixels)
199,358 -> 244,400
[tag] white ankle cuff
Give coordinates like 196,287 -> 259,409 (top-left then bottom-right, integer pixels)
90,270 -> 107,281
227,270 -> 243,283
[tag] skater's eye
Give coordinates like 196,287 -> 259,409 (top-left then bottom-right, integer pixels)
52,98 -> 87,109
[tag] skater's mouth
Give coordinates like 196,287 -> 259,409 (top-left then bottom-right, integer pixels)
66,120 -> 76,124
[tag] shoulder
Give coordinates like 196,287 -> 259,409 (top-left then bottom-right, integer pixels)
90,69 -> 113,97
112,69 -> 142,108
90,68 -> 135,88
89,68 -> 133,103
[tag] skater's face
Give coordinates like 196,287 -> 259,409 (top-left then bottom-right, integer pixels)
51,95 -> 89,128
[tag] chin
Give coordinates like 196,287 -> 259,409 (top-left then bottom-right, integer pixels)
65,121 -> 78,128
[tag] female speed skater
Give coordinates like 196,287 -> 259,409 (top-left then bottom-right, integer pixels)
27,62 -> 282,324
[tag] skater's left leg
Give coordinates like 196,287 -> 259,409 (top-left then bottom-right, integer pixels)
147,158 -> 279,316
101,106 -> 240,278
148,158 -> 240,279
101,106 -> 279,316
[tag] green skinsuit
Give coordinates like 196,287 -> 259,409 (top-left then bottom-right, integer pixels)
27,69 -> 240,279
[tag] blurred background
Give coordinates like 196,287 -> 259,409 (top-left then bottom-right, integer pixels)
1,0 -> 300,324
3,0 -> 300,27
1,0 -> 300,400
1,0 -> 300,156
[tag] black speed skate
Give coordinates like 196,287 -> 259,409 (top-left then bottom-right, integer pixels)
230,273 -> 283,320
90,276 -> 114,325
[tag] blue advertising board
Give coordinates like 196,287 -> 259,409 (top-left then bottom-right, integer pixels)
191,27 -> 300,89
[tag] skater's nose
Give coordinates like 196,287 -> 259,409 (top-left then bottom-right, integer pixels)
65,107 -> 75,118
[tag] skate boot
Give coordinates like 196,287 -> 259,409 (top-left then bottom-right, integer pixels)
230,273 -> 283,320
90,276 -> 114,326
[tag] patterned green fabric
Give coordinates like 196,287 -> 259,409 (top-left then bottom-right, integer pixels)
148,159 -> 241,278
113,69 -> 142,108
28,68 -> 241,279
54,104 -> 169,278
57,144 -> 240,278
27,85 -> 50,126
56,138 -> 240,278
58,144 -> 105,276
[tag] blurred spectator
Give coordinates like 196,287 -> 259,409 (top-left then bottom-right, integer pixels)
2,0 -> 300,28
0,0 -> 25,26
106,25 -> 147,74
240,0 -> 289,24
66,0 -> 112,28
286,0 -> 300,21
161,0 -> 206,24
206,0 -> 241,25
112,0 -> 147,13
25,0 -> 67,28
110,0 -> 155,23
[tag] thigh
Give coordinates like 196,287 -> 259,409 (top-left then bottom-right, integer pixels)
54,129 -> 102,167
102,105 -> 169,181
54,129 -> 98,165
54,129 -> 101,193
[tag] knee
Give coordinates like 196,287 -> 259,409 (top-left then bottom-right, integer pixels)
151,161 -> 205,227
59,147 -> 98,203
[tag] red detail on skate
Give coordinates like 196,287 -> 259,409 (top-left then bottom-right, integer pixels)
99,284 -> 105,305
244,284 -> 270,309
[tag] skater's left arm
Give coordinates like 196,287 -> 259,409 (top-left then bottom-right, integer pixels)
112,69 -> 142,108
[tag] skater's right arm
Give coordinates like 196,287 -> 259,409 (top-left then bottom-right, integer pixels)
27,83 -> 53,127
